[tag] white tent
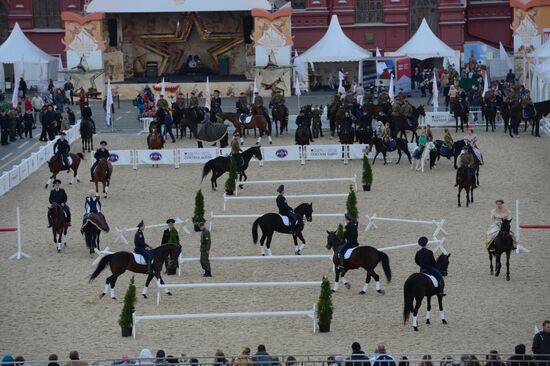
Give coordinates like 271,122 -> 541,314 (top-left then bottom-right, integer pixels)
529,59 -> 550,102
387,18 -> 456,60
534,40 -> 550,60
0,23 -> 57,89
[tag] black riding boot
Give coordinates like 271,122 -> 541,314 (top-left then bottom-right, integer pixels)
338,253 -> 345,269
438,280 -> 446,297
146,260 -> 154,274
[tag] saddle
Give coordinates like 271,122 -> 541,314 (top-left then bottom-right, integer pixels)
384,139 -> 397,150
522,106 -> 535,119
421,272 -> 439,287
239,114 -> 253,124
343,247 -> 357,259
279,214 -> 291,226
82,212 -> 110,232
52,155 -> 72,167
440,144 -> 451,157
412,147 -> 423,159
132,252 -> 154,265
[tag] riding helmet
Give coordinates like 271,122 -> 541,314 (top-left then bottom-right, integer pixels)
100,141 -> 107,145
53,179 -> 61,185
277,185 -> 284,193
418,236 -> 429,247
345,213 -> 354,222
137,220 -> 145,228
166,218 -> 176,224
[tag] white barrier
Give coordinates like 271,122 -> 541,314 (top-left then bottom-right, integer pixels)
235,176 -> 357,193
0,207 -> 31,260
141,117 -> 154,132
365,213 -> 448,239
513,200 -> 532,254
133,305 -> 317,338
209,211 -> 345,230
542,116 -> 550,136
223,193 -> 348,210
114,217 -> 190,245
156,280 -> 321,305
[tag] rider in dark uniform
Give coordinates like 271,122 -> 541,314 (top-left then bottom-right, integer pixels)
90,140 -> 110,182
161,218 -> 180,275
276,185 -> 296,234
338,213 -> 358,269
210,90 -> 222,122
49,179 -> 71,226
270,90 -> 288,124
254,92 -> 272,126
189,92 -> 199,108
134,220 -> 154,274
84,190 -> 101,214
236,92 -> 249,115
414,236 -> 445,296
53,132 -> 71,172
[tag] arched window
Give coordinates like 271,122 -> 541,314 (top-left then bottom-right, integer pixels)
356,0 -> 383,23
33,0 -> 61,28
410,0 -> 438,35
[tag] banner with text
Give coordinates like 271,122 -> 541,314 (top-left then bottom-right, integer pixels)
395,57 -> 411,93
107,150 -> 133,166
262,146 -> 301,162
137,150 -> 175,165
180,148 -> 218,164
305,145 -> 344,160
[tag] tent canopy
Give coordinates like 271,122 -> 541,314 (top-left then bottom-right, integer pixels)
386,18 -> 456,60
0,23 -> 56,64
87,0 -> 271,13
300,15 -> 372,63
534,40 -> 550,59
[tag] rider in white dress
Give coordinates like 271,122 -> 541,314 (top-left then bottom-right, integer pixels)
486,200 -> 517,251
463,129 -> 483,164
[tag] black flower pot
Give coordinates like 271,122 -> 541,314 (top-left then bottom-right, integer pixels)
363,183 -> 371,191
193,223 -> 201,232
225,190 -> 234,196
319,323 -> 330,333
121,326 -> 132,337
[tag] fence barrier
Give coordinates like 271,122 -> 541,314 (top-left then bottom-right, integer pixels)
209,211 -> 345,230
235,176 -> 357,195
223,193 -> 348,211
514,200 -> 546,254
1,207 -> 30,260
114,217 -> 190,245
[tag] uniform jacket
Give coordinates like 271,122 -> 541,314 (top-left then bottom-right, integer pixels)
85,197 -> 101,214
200,230 -> 211,251
276,195 -> 292,216
344,222 -> 358,244
134,230 -> 148,250
94,148 -> 110,160
49,188 -> 68,205
54,139 -> 70,154
190,96 -> 199,107
254,95 -> 264,107
81,107 -> 93,119
532,331 -> 550,359
415,247 -> 437,270
458,152 -> 475,168
161,228 -> 180,245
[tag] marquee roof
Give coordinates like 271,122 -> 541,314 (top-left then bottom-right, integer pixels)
0,23 -> 56,64
534,40 -> 550,59
86,0 -> 271,13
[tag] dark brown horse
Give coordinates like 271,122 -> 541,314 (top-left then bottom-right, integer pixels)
367,137 -> 412,165
89,243 -> 182,300
457,164 -> 475,207
326,231 -> 392,295
48,203 -> 69,253
450,100 -> 467,133
391,105 -> 425,142
223,108 -> 272,145
488,218 -> 514,281
80,119 -> 95,152
93,158 -> 113,198
271,103 -> 287,136
147,126 -> 164,168
403,254 -> 450,331
45,152 -> 85,188
201,146 -> 263,190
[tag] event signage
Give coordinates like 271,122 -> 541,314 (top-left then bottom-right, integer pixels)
395,57 -> 411,93
108,150 -> 133,166
137,150 -> 174,165
180,148 -> 218,164
263,146 -> 301,161
305,145 -> 342,160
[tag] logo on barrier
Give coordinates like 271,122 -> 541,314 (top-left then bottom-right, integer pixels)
149,152 -> 163,161
108,154 -> 119,163
275,149 -> 288,158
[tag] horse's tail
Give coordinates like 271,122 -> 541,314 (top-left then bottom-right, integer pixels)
89,254 -> 112,283
378,250 -> 392,283
201,160 -> 213,183
403,277 -> 414,324
252,217 -> 261,244
76,152 -> 85,160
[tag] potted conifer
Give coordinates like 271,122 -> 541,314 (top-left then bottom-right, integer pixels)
192,189 -> 205,232
317,276 -> 334,332
362,154 -> 373,191
118,276 -> 136,337
336,223 -> 344,242
225,156 -> 237,195
346,185 -> 358,222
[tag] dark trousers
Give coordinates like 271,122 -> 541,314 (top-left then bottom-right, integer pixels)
338,241 -> 358,257
200,249 -> 210,273
24,124 -> 32,138
425,266 -> 444,291
164,125 -> 175,142
39,123 -> 48,141
1,128 -> 8,145
134,247 -> 153,265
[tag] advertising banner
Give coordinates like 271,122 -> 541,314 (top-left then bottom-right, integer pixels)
262,146 -> 301,162
9,166 -> 20,189
28,153 -> 39,174
348,144 -> 369,160
0,173 -> 9,197
395,57 -> 411,93
137,150 -> 175,165
107,150 -> 134,166
19,159 -> 29,181
305,145 -> 343,160
180,148 -> 218,164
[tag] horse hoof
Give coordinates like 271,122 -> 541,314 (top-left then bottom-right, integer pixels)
57,248 -> 61,253
344,283 -> 351,290
359,291 -> 366,295
77,179 -> 80,183
44,184 -> 48,189
142,294 -> 147,299
295,251 -> 301,255
99,293 -> 105,299
506,276 -> 510,281
442,319 -> 448,325
458,204 -> 461,207
426,319 -> 431,324
69,182 -> 72,185
413,327 -> 419,332
377,289 -> 385,295
167,292 -> 173,296
238,185 -> 244,189
331,290 -> 337,293
112,297 -> 117,300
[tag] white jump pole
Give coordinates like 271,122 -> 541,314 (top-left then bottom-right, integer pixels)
224,193 -> 348,210
515,200 -> 529,254
237,176 -> 357,191
8,208 -> 31,260
114,217 -> 190,244
209,211 -> 345,230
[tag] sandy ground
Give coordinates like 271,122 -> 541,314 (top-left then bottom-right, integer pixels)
0,130 -> 549,360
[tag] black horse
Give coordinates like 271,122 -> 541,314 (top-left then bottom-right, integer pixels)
201,146 -> 263,190
356,119 -> 374,144
483,99 -> 498,132
488,218 -> 515,281
89,243 -> 182,300
252,203 -> 313,256
79,119 -> 95,153
450,101 -> 468,133
429,140 -> 481,186
325,231 -> 391,295
81,213 -> 110,256
390,105 -> 425,142
367,137 -> 412,165
457,163 -> 475,207
403,254 -> 451,331
499,102 -> 514,137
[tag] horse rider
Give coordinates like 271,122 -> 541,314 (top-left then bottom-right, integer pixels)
296,109 -> 314,142
276,185 -> 297,234
486,200 -> 517,252
506,86 -> 518,105
134,220 -> 154,274
442,128 -> 454,156
402,98 -> 416,126
391,92 -> 406,119
344,90 -> 355,110
455,146 -> 476,188
270,90 -> 288,123
156,94 -> 169,111
521,91 -> 535,119
426,124 -> 433,142
53,132 -> 71,172
253,92 -> 272,125
415,236 -> 445,296
230,131 -> 244,169
49,179 -> 71,226
210,89 -> 222,122
338,213 -> 358,269
382,122 -> 392,147
189,91 -> 200,109
312,106 -> 323,137
84,189 -> 101,214
236,92 -> 249,115
161,218 -> 180,275
378,87 -> 390,105
90,140 -> 110,182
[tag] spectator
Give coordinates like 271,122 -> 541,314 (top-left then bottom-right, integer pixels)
47,354 -> 60,366
285,357 -> 297,366
252,345 -> 275,366
485,351 -> 502,366
461,355 -> 481,366
139,349 -> 154,366
214,350 -> 228,366
233,347 -> 253,366
31,92 -> 43,128
398,357 -> 409,366
156,350 -> 168,366
346,342 -> 370,366
419,355 -> 433,366
371,344 -> 396,366
166,356 -> 178,365
440,355 -> 455,366
508,344 -> 534,366
63,351 -> 88,366
54,89 -> 65,112
13,356 -> 24,366
533,320 -> 550,366
1,355 -> 14,366
18,77 -> 27,99
112,356 -> 134,366
506,69 -> 516,84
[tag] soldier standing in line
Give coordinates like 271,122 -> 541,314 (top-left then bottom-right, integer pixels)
199,222 -> 212,277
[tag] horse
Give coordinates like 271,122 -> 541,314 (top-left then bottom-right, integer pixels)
80,119 -> 95,152
252,203 -> 313,256
81,213 -> 110,256
48,203 -> 69,253
488,218 -> 515,281
367,137 -> 412,165
338,122 -> 355,145
356,119 -> 374,144
403,253 -> 450,331
180,107 -> 201,140
331,107 -> 346,137
295,123 -> 310,146
452,141 -> 481,186
325,231 -> 392,294
147,126 -> 164,168
391,106 -> 425,142
483,99 -> 497,132
271,103 -> 287,136
222,110 -> 272,145
429,140 -> 463,170
450,101 -> 467,133
499,102 -> 513,137
201,146 -> 263,190
509,102 -> 523,138
89,243 -> 182,300
457,163 -> 475,207
93,158 -> 113,198
412,141 -> 435,173
45,152 -> 85,188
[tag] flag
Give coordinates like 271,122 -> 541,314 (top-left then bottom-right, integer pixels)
376,48 -> 386,76
161,77 -> 166,96
295,75 -> 301,97
252,77 -> 258,104
432,72 -> 439,111
534,325 -> 540,335
293,50 -> 307,82
482,71 -> 489,98
12,62 -> 22,108
388,74 -> 394,104
106,79 -> 113,126
57,55 -> 65,82
204,76 -> 211,108
500,42 -> 512,69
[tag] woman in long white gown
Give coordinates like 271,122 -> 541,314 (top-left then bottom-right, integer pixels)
486,199 -> 517,251
464,129 -> 483,163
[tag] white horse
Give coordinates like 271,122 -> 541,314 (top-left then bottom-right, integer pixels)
412,141 -> 436,173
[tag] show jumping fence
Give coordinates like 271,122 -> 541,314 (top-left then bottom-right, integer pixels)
114,217 -> 190,245
235,176 -> 357,195
132,305 -> 317,338
0,207 -> 30,260
223,193 -> 348,211
365,214 -> 448,240
514,199 -> 547,254
208,211 -> 345,230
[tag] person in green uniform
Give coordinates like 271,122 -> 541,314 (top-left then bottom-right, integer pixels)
199,222 -> 211,277
161,218 -> 181,275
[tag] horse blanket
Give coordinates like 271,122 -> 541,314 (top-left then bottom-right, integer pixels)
197,122 -> 228,143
